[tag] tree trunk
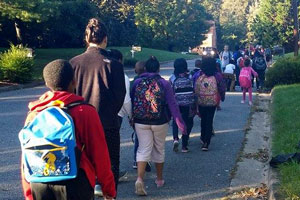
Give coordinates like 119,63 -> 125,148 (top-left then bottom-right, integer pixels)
293,0 -> 299,56
14,21 -> 23,46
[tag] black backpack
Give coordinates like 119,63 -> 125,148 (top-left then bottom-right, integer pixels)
173,75 -> 195,106
254,57 -> 267,71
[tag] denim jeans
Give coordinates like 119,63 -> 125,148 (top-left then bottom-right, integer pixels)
172,106 -> 194,149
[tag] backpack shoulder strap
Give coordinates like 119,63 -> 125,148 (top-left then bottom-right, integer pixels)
65,100 -> 92,110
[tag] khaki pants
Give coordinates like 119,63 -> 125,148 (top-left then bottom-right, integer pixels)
223,73 -> 236,92
135,123 -> 169,163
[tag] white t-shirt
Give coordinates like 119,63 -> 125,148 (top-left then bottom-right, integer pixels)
118,74 -> 132,118
224,64 -> 236,74
221,51 -> 230,69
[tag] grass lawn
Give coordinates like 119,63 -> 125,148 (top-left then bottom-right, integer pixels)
272,84 -> 300,199
0,47 -> 198,80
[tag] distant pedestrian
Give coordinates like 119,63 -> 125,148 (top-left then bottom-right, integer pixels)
70,18 -> 126,194
265,48 -> 272,67
193,57 -> 226,151
190,59 -> 202,76
223,59 -> 236,92
252,49 -> 267,91
169,58 -> 196,153
20,59 -> 116,200
233,45 -> 243,86
131,56 -> 186,196
239,58 -> 258,106
220,45 -> 233,72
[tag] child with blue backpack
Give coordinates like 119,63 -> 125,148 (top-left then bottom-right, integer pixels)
20,60 -> 116,200
169,58 -> 195,153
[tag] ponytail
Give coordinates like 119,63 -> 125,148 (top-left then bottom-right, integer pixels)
145,56 -> 160,73
85,18 -> 107,45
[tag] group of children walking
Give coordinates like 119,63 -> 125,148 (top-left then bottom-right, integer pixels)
220,44 -> 268,106
18,17 -> 261,200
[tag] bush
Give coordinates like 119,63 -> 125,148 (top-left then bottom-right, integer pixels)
123,58 -> 138,68
265,56 -> 300,88
0,45 -> 34,83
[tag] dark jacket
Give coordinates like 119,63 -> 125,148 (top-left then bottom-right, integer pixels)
70,47 -> 126,129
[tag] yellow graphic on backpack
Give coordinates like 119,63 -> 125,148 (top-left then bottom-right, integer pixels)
43,152 -> 57,176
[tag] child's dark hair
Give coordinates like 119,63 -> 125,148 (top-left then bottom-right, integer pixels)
229,59 -> 235,65
135,61 -> 146,75
201,57 -> 217,76
145,56 -> 160,73
174,58 -> 188,76
43,59 -> 74,91
85,18 -> 107,45
108,49 -> 123,62
195,59 -> 202,68
244,58 -> 251,67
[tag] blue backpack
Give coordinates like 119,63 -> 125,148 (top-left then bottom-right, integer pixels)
19,101 -> 85,183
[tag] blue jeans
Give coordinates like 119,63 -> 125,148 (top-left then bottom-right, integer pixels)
172,106 -> 194,149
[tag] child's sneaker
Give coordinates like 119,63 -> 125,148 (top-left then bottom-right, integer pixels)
173,140 -> 179,152
249,101 -> 253,106
133,162 -> 137,169
201,143 -> 209,151
94,184 -> 103,197
155,179 -> 165,188
241,100 -> 245,104
135,179 -> 147,196
181,147 -> 189,153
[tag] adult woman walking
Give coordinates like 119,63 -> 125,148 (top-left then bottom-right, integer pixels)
131,56 -> 186,196
70,18 -> 126,193
193,57 -> 226,151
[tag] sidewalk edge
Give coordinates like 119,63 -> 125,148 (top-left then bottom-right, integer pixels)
0,81 -> 44,93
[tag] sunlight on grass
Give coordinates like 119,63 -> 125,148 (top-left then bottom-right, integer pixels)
272,84 -> 300,198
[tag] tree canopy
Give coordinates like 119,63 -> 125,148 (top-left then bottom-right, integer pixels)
0,0 -> 298,52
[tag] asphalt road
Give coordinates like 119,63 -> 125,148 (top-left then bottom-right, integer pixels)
0,59 -> 253,200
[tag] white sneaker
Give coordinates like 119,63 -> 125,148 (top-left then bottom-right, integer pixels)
249,101 -> 253,106
241,100 -> 245,104
173,140 -> 179,152
94,184 -> 103,197
135,180 -> 147,196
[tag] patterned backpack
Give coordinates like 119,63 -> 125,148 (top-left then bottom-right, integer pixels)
195,74 -> 219,106
239,67 -> 252,89
173,75 -> 195,106
133,76 -> 165,120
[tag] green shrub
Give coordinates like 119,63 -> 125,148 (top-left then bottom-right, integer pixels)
0,45 -> 34,83
265,56 -> 300,88
123,58 -> 138,68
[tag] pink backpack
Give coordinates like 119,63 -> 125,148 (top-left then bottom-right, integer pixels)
195,74 -> 219,106
239,67 -> 252,88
